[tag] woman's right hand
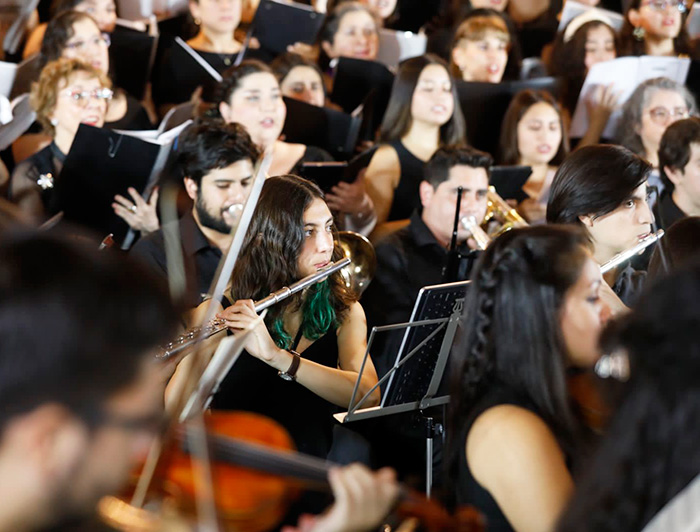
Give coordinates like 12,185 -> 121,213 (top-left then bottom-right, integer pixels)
216,300 -> 282,364
585,83 -> 621,126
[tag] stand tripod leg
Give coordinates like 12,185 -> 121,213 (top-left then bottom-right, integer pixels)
426,417 -> 434,498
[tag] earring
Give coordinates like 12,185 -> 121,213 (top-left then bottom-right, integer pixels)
194,17 -> 201,25
633,26 -> 646,40
50,118 -> 59,126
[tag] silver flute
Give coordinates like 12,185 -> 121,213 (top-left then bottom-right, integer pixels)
599,230 -> 664,274
460,216 -> 491,250
159,257 -> 351,359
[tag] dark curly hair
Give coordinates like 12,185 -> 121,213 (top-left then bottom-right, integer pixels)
557,259 -> 700,531
40,10 -> 97,69
548,20 -> 619,115
215,59 -> 275,110
229,175 -> 354,347
446,224 -> 592,493
177,118 -> 261,187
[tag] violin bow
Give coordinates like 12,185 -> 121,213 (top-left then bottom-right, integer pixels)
131,148 -> 272,519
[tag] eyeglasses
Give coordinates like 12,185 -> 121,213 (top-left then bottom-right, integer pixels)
65,33 -> 111,52
62,87 -> 114,107
648,106 -> 689,124
640,0 -> 687,12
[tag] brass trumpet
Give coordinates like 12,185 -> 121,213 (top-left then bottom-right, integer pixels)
335,231 -> 377,296
482,186 -> 529,238
460,216 -> 491,250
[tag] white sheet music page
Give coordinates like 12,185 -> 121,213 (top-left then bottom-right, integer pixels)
570,56 -> 690,139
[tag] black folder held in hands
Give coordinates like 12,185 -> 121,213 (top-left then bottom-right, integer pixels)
52,124 -> 171,245
282,96 -> 362,160
109,24 -> 158,101
251,0 -> 325,56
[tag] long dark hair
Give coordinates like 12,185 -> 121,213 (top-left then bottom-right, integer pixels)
446,225 -> 591,490
557,260 -> 700,531
547,144 -> 652,226
379,54 -> 466,144
229,175 -> 353,347
498,89 -> 569,165
548,20 -> 619,115
619,0 -> 693,57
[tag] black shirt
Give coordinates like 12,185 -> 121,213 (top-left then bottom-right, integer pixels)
656,190 -> 687,231
130,210 -> 223,306
361,210 -> 478,377
9,142 -> 65,217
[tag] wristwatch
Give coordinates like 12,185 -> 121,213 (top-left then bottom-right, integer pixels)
278,349 -> 301,381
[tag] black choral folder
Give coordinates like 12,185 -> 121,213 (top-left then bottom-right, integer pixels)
251,0 -> 325,56
456,77 -> 563,158
282,96 -> 362,159
109,24 -> 158,101
489,165 -> 532,203
331,57 -> 395,116
52,124 -> 167,244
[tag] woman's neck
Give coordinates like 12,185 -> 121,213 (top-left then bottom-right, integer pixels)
401,121 -> 441,161
645,35 -> 676,57
189,28 -> 241,54
520,162 -> 550,196
52,129 -> 73,156
643,144 -> 660,168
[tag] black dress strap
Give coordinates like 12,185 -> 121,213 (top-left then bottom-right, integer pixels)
291,326 -> 304,351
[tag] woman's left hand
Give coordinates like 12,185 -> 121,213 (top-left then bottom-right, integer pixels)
216,300 -> 283,365
113,187 -> 160,234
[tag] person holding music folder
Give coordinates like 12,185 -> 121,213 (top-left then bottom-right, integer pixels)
656,117 -> 700,229
40,10 -> 153,131
446,224 -> 609,532
131,119 -> 260,307
557,260 -> 700,532
547,144 -> 654,308
547,12 -> 619,141
498,89 -> 569,224
365,54 -> 467,228
207,175 -> 380,460
23,0 -> 118,59
316,2 -> 380,71
0,230 -> 179,531
9,58 -> 111,223
362,144 -> 490,377
217,60 -> 336,176
619,0 -> 695,58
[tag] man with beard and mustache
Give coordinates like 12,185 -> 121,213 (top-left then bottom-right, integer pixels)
132,119 -> 260,306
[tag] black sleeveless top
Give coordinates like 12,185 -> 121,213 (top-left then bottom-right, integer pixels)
456,382 -> 569,532
387,140 -> 427,222
211,326 -> 340,459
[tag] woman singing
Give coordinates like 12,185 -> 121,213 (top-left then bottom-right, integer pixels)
446,225 -> 609,532
211,175 -> 380,459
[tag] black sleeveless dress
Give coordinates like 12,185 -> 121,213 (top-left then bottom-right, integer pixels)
211,326 -> 339,459
387,140 -> 427,222
455,382 -> 571,532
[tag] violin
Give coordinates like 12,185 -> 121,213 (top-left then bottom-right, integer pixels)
102,411 -> 484,532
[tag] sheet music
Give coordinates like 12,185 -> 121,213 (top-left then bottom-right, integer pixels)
569,56 -> 690,138
114,119 -> 192,145
687,3 -> 700,39
0,61 -> 18,99
558,0 -> 624,32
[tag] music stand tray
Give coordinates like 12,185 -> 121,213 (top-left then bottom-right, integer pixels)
336,280 -> 470,496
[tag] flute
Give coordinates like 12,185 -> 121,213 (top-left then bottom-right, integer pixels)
599,230 -> 664,274
158,258 -> 351,360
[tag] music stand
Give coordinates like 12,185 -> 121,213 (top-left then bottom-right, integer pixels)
335,280 -> 469,497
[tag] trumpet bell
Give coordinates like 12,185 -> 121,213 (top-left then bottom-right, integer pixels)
335,231 -> 377,296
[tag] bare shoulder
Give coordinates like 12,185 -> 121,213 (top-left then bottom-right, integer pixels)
466,404 -> 566,485
337,301 -> 366,334
366,144 -> 400,175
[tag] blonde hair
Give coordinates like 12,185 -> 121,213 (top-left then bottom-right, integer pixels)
450,15 -> 511,77
30,58 -> 111,136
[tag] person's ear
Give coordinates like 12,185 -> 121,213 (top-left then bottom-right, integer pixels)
9,404 -> 87,486
578,214 -> 595,227
663,165 -> 684,186
321,40 -> 335,59
184,177 -> 198,201
628,8 -> 641,28
419,180 -> 434,209
189,1 -> 201,23
219,101 -> 233,123
451,46 -> 467,76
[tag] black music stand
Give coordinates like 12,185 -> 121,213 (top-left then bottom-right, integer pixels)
335,280 -> 469,497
